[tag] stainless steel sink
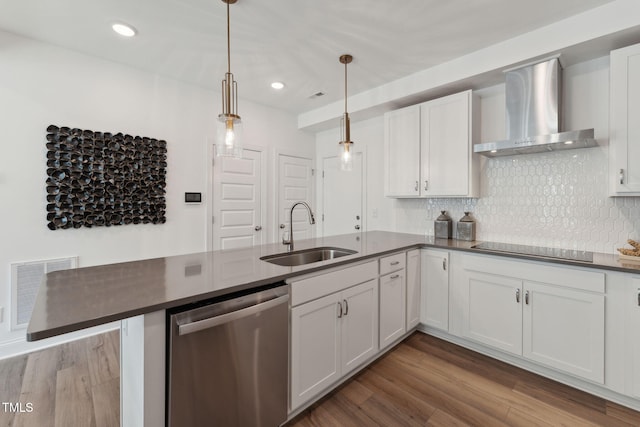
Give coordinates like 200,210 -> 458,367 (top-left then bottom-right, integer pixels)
260,247 -> 357,266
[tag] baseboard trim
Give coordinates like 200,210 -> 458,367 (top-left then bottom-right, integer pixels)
417,325 -> 640,413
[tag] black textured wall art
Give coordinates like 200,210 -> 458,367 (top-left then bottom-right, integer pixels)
45,125 -> 167,230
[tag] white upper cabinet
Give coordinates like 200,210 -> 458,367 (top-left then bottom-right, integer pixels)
384,105 -> 421,197
610,42 -> 640,195
384,90 -> 479,198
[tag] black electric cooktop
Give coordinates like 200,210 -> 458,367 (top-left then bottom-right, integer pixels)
471,242 -> 594,263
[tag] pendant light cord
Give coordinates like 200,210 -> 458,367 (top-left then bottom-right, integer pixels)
344,60 -> 348,114
226,1 -> 231,74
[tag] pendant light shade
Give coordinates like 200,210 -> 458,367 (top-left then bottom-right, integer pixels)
338,54 -> 354,171
216,0 -> 243,158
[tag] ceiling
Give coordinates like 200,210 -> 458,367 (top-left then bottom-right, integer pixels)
0,0 -> 616,115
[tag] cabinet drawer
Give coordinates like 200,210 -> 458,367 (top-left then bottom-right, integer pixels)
379,253 -> 406,275
290,260 -> 378,307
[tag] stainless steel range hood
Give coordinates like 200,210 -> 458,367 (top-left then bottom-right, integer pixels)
474,57 -> 596,157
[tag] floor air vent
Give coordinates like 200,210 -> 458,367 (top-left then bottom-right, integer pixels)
11,256 -> 77,330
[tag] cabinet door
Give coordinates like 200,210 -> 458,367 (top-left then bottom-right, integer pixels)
379,270 -> 406,349
384,105 -> 420,197
610,43 -> 640,194
420,249 -> 449,331
341,279 -> 379,375
522,281 -> 604,383
406,250 -> 421,329
462,270 -> 522,355
631,280 -> 640,398
290,293 -> 341,410
420,91 -> 471,196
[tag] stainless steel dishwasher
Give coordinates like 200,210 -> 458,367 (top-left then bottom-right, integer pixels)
167,284 -> 289,427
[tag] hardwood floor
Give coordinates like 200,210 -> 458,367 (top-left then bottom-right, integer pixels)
288,333 -> 640,427
0,330 -> 119,427
1,330 -> 639,426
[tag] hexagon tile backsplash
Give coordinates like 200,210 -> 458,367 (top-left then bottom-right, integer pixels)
395,147 -> 640,254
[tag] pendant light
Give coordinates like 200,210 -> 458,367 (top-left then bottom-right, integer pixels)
338,54 -> 354,171
216,0 -> 243,158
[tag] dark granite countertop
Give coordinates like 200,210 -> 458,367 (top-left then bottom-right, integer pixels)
26,231 -> 640,341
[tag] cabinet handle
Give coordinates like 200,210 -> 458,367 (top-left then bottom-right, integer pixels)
425,180 -> 429,191
343,299 -> 349,316
337,302 -> 343,318
620,168 -> 625,185
390,274 -> 400,279
279,224 -> 285,229
516,289 -> 520,303
525,290 -> 530,305
414,181 -> 419,192
390,261 -> 400,266
254,225 -> 262,231
354,225 -> 361,230
442,258 -> 447,271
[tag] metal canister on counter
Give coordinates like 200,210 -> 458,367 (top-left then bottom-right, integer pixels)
434,210 -> 453,239
457,211 -> 476,241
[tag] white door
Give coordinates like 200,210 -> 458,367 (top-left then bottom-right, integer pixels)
522,281 -> 604,383
341,279 -> 378,376
420,249 -> 450,331
406,249 -> 421,329
462,270 -> 523,356
630,279 -> 640,398
278,154 -> 314,244
384,105 -> 420,197
421,91 -> 470,196
379,270 -> 406,350
610,43 -> 640,193
322,153 -> 362,237
290,292 -> 341,411
212,148 -> 265,250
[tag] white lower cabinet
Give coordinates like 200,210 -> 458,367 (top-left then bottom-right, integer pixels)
463,270 -> 522,355
379,269 -> 406,349
420,249 -> 449,331
522,281 -> 604,383
341,280 -> 379,374
290,278 -> 378,411
459,254 -> 605,384
630,279 -> 640,399
406,249 -> 421,329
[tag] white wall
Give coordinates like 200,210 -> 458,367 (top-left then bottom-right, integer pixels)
0,30 -> 313,355
318,55 -> 640,254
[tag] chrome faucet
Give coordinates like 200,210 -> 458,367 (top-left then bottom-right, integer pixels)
283,201 -> 316,251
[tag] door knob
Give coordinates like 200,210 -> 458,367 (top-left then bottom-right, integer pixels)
254,225 -> 262,231
355,225 -> 361,230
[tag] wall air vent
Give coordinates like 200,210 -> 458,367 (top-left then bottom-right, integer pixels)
11,256 -> 78,330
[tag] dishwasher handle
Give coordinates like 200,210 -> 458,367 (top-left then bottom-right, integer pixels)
177,294 -> 289,336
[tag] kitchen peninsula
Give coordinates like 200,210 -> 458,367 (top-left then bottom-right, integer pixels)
26,231 -> 640,425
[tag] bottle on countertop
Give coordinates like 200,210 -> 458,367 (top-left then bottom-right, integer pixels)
434,210 -> 453,239
457,211 -> 476,241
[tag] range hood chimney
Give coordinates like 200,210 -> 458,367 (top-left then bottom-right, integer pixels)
474,57 -> 596,157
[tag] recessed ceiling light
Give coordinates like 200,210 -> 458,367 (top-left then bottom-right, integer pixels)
271,82 -> 285,90
112,23 -> 137,37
